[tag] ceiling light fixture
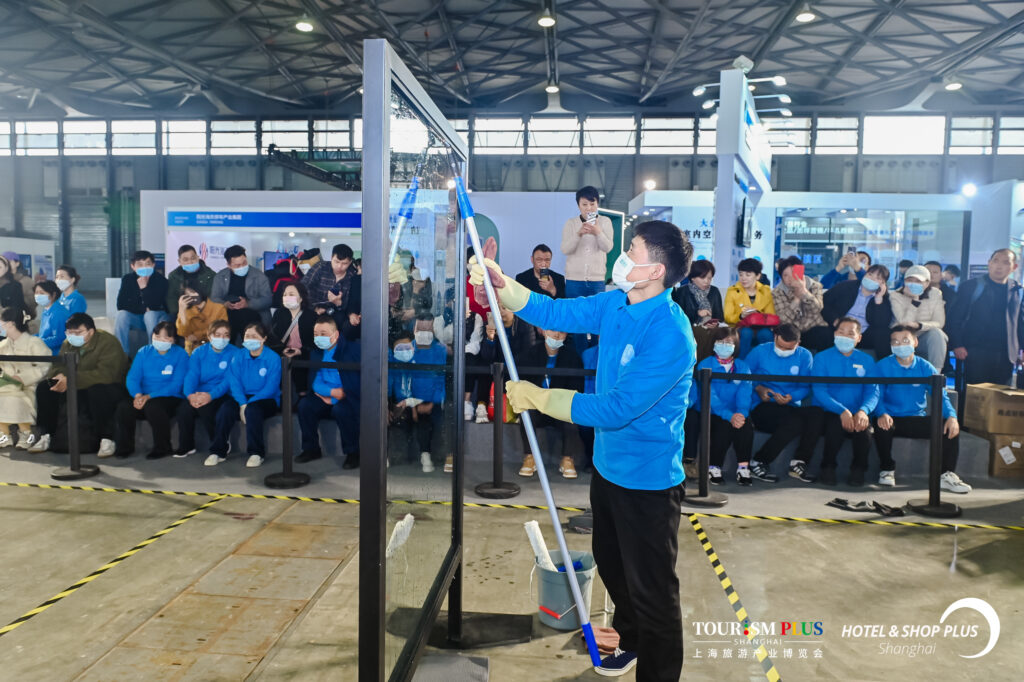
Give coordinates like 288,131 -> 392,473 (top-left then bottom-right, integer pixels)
795,3 -> 816,23
943,76 -> 963,91
778,94 -> 792,104
692,85 -> 707,97
701,99 -> 716,110
538,7 -> 556,28
295,15 -> 314,32
545,81 -> 560,94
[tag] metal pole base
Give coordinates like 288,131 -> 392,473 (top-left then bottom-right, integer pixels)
906,499 -> 962,518
264,471 -> 311,489
681,491 -> 729,508
474,482 -> 520,499
51,464 -> 100,481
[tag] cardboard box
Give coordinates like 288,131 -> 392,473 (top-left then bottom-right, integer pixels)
985,434 -> 1024,479
963,383 -> 1024,435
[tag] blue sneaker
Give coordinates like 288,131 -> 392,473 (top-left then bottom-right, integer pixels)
595,649 -> 638,677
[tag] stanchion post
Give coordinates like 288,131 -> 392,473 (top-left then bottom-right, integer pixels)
682,367 -> 727,507
474,361 -> 520,499
908,373 -> 961,518
52,351 -> 99,480
954,355 -> 966,424
265,354 -> 311,489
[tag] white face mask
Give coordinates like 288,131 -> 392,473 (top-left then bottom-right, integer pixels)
282,295 -> 300,310
774,345 -> 797,358
298,263 -> 311,274
56,278 -> 72,291
414,330 -> 434,346
612,253 -> 654,293
545,336 -> 564,350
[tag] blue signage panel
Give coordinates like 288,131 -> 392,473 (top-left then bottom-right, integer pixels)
167,211 -> 361,228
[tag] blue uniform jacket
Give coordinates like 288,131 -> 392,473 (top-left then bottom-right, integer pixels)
745,343 -> 814,403
306,337 -> 361,402
59,290 -> 87,315
38,303 -> 70,355
389,341 -> 447,404
810,346 -> 879,415
229,347 -> 282,406
126,344 -> 189,398
183,342 -> 239,398
690,356 -> 754,421
517,288 -> 695,490
873,355 -> 955,419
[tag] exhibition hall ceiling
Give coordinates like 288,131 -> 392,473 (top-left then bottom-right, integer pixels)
0,0 -> 1023,117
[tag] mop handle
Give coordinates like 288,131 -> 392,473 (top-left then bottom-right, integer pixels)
455,176 -> 603,667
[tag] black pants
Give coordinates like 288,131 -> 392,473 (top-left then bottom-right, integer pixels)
115,396 -> 182,455
873,415 -> 959,473
682,408 -> 700,462
176,395 -> 229,452
465,353 -> 493,405
35,381 -> 124,440
709,414 -> 753,467
578,426 -> 594,469
751,402 -> 818,464
393,406 -> 441,460
803,407 -> 870,471
591,472 -> 683,682
297,394 -> 360,456
213,397 -> 277,457
964,345 -> 1012,385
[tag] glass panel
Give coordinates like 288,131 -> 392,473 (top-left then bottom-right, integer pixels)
111,120 -> 156,155
583,117 -> 635,154
162,120 -> 207,155
951,117 -> 993,129
262,119 -> 309,151
314,119 -> 351,148
862,116 -> 945,154
528,116 -> 579,154
762,117 -> 810,154
210,121 -> 256,155
949,129 -> 992,154
640,118 -> 694,154
383,87 -> 461,676
15,121 -> 58,156
64,120 -> 107,155
0,122 -> 8,156
473,117 -> 524,154
696,117 -> 717,154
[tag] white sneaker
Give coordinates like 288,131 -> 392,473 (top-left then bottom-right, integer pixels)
97,438 -> 116,458
0,433 -> 11,449
878,470 -> 896,487
173,448 -> 196,459
474,403 -> 489,424
464,400 -> 473,421
940,471 -> 971,494
204,454 -> 225,466
246,455 -> 264,468
15,432 -> 35,450
28,434 -> 50,453
420,451 -> 435,473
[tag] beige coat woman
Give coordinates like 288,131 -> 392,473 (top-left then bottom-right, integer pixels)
0,332 -> 51,428
889,282 -> 947,368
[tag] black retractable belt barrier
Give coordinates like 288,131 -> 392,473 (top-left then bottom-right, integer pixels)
473,362 -> 520,499
907,373 -> 962,518
682,367 -> 728,508
954,355 -> 967,424
51,352 -> 99,481
265,354 -> 311,489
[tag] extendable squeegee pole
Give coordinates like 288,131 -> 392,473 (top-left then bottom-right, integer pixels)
453,173 -> 602,668
387,141 -> 433,265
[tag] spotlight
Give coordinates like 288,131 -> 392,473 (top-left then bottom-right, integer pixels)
943,76 -> 963,91
295,15 -> 314,32
839,210 -> 847,214
643,179 -> 657,191
709,112 -> 718,122
642,210 -> 650,215
702,99 -> 716,110
772,75 -> 787,86
446,178 -> 456,189
749,84 -> 756,91
795,4 -> 815,22
321,237 -> 327,243
288,231 -> 296,237
780,108 -> 793,117
778,94 -> 792,104
961,182 -> 977,197
545,82 -> 560,94
692,85 -> 706,97
538,7 -> 556,28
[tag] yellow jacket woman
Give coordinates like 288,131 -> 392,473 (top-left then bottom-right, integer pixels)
0,309 -> 51,449
723,281 -> 775,325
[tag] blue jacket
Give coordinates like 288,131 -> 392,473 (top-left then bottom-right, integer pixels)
820,267 -> 864,290
125,344 -> 189,398
37,303 -> 70,355
690,356 -> 753,421
312,343 -> 344,403
183,342 -> 239,398
59,290 -> 87,315
745,343 -> 814,404
389,340 -> 447,404
874,355 -> 955,419
810,346 -> 879,415
228,347 -> 282,406
517,288 -> 695,490
306,337 -> 361,401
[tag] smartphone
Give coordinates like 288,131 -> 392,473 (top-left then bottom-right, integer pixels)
586,211 -> 598,223
539,268 -> 551,279
846,246 -> 856,256
792,264 -> 805,280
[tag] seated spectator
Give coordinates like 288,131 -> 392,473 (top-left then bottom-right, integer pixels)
2,251 -> 37,318
745,324 -> 817,483
269,282 -> 315,392
689,327 -> 754,485
894,259 -> 914,290
30,313 -> 127,456
516,328 -> 584,480
175,320 -> 239,458
516,244 -> 566,299
820,249 -> 871,289
210,245 -> 273,340
208,322 -> 280,468
387,317 -> 448,473
0,308 -> 51,449
267,254 -> 303,309
113,321 -> 187,459
34,281 -> 70,355
166,244 -> 216,319
296,248 -> 321,276
803,317 -> 879,487
873,326 -> 970,493
115,250 -> 170,354
946,249 -> 1020,385
0,255 -> 27,320
55,265 -> 87,315
673,259 -> 722,361
175,281 -> 227,354
822,264 -> 892,355
296,315 -> 360,469
925,260 -> 958,310
890,265 -> 947,369
463,307 -> 488,424
724,258 -> 775,358
942,264 -> 960,291
772,255 -> 832,351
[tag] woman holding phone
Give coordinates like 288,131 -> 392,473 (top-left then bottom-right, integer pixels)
176,280 -> 227,353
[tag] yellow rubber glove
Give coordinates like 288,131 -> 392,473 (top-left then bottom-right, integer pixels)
505,380 -> 576,423
389,261 -> 409,284
468,256 -> 531,312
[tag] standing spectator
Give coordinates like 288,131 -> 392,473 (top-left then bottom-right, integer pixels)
34,281 -> 70,355
0,255 -> 27,319
515,244 -> 566,299
890,265 -> 947,369
673,259 -> 724,362
946,249 -> 1022,385
210,245 -> 273,340
516,329 -> 584,479
0,308 -> 50,449
208,322 -> 280,468
561,186 -> 613,353
724,258 -> 775,358
803,317 -> 879,486
942,264 -> 960,291
772,255 -> 832,351
296,248 -> 321,276
893,259 -> 914,290
303,243 -> 358,314
2,251 -> 36,317
269,282 -> 315,393
175,320 -> 239,458
175,281 -> 227,354
113,321 -> 188,459
114,250 -> 170,354
746,324 -> 817,483
387,317 -> 447,473
29,313 -> 127,456
822,264 -> 892,356
820,249 -> 871,289
690,327 -> 754,485
925,260 -> 958,310
55,265 -> 87,315
165,244 -> 216,318
873,325 -> 970,492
